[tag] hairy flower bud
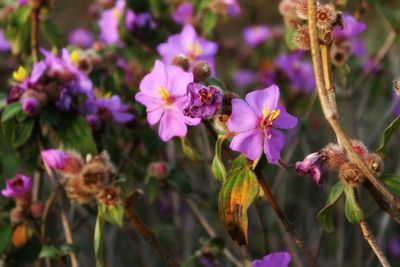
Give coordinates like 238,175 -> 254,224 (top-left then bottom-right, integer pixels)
171,55 -> 190,71
350,139 -> 368,158
98,187 -> 120,206
213,92 -> 239,133
293,25 -> 311,50
316,4 -> 337,30
339,162 -> 365,187
10,207 -> 24,223
30,203 -> 44,218
193,60 -> 212,82
294,0 -> 308,20
20,90 -> 47,115
148,161 -> 169,180
322,143 -> 346,170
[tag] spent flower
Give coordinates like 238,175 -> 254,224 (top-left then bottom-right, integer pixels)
183,82 -> 222,119
1,174 -> 32,199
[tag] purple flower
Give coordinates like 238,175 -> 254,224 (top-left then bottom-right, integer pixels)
243,25 -> 271,48
68,28 -> 94,49
21,96 -> 40,115
332,13 -> 366,57
183,82 -> 222,119
135,13 -> 157,29
0,30 -> 10,51
85,95 -> 134,125
295,152 -> 324,186
173,2 -> 193,25
252,252 -> 291,267
157,24 -> 218,72
98,0 -> 125,45
18,0 -> 28,5
275,52 -> 315,92
41,149 -> 83,174
135,60 -> 201,141
387,236 -> 400,257
223,0 -> 241,17
228,85 -> 297,163
234,69 -> 256,88
1,174 -> 32,199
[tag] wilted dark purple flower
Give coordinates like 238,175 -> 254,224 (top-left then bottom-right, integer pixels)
183,82 -> 222,119
0,30 -> 10,51
1,174 -> 32,199
234,69 -> 256,88
68,28 -> 94,49
275,52 -> 315,92
173,2 -> 193,25
295,152 -> 325,187
252,252 -> 291,267
243,25 -> 271,48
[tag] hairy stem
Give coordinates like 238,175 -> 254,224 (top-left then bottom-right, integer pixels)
307,0 -> 400,211
359,220 -> 391,267
256,172 -> 319,267
123,194 -> 180,267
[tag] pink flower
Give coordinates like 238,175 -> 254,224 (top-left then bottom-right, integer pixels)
1,174 -> 32,199
252,252 -> 291,267
135,60 -> 201,141
41,149 -> 83,174
227,85 -> 297,163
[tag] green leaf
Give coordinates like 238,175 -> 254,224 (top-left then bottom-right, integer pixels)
344,186 -> 364,224
376,116 -> 400,155
98,203 -> 124,227
59,244 -> 79,256
39,246 -> 60,259
211,135 -> 227,182
12,118 -> 35,148
1,102 -> 22,123
94,214 -> 104,267
0,221 -> 12,255
381,175 -> 400,197
40,18 -> 61,48
183,255 -> 198,267
202,11 -> 217,36
285,27 -> 297,50
180,137 -> 198,161
55,114 -> 97,155
317,181 -> 345,233
218,167 -> 259,246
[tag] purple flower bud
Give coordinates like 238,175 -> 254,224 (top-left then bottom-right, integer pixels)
252,252 -> 291,267
21,96 -> 40,115
68,28 -> 94,49
1,174 -> 32,199
0,30 -> 10,51
295,152 -> 324,187
183,82 -> 222,119
41,149 -> 83,174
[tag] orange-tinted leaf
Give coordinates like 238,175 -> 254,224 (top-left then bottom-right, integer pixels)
218,167 -> 259,246
12,224 -> 29,248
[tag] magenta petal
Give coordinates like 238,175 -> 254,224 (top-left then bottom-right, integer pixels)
273,104 -> 298,129
252,252 -> 291,267
263,129 -> 285,164
245,85 -> 280,115
41,149 -> 67,170
139,60 -> 167,97
180,24 -> 197,53
158,110 -> 187,141
230,129 -> 263,160
147,107 -> 164,125
227,99 -> 258,132
166,65 -> 193,96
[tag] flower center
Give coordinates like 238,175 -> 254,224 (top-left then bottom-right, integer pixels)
188,41 -> 202,59
260,104 -> 280,131
12,177 -> 24,188
199,88 -> 214,104
112,8 -> 121,19
158,86 -> 174,105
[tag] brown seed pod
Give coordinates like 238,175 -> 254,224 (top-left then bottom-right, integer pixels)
193,60 -> 212,82
366,153 -> 384,176
172,55 -> 190,71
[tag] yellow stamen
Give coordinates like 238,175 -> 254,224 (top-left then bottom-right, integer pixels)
158,86 -> 170,101
262,104 -> 280,125
188,41 -> 202,58
13,66 -> 28,82
70,50 -> 80,65
112,8 -> 120,19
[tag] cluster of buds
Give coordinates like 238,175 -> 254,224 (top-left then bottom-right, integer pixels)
41,149 -> 120,206
296,140 -> 383,187
279,0 -> 340,50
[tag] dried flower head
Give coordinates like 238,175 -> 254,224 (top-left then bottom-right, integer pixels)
293,25 -> 311,50
393,79 -> 400,95
65,176 -> 96,204
366,153 -> 384,176
294,0 -> 308,20
316,4 -> 337,30
339,162 -> 365,187
322,143 -> 346,170
350,139 -> 369,158
98,187 -> 120,206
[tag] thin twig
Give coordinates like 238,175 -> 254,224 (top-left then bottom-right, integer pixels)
359,220 -> 391,267
30,0 -> 42,63
256,172 -> 319,267
123,194 -> 180,267
307,0 -> 400,210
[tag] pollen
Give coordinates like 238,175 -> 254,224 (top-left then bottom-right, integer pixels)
70,50 -> 80,65
158,86 -> 170,101
13,66 -> 28,82
261,104 -> 280,128
112,8 -> 120,19
188,41 -> 202,58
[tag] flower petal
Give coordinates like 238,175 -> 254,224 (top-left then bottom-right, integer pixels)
263,129 -> 285,164
139,60 -> 167,97
229,129 -> 263,160
245,85 -> 280,115
158,110 -> 187,141
166,65 -> 193,96
273,104 -> 298,129
227,99 -> 258,133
